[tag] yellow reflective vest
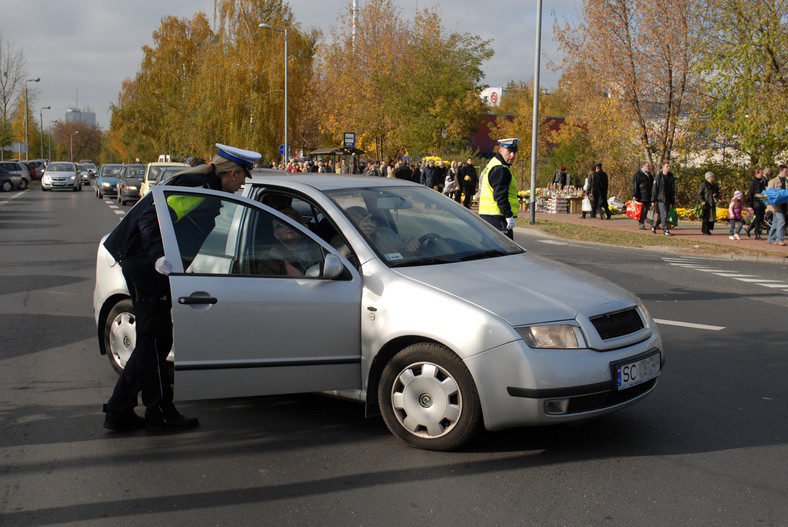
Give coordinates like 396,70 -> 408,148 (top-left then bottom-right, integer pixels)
478,156 -> 518,217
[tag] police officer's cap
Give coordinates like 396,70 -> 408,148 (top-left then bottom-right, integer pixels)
498,138 -> 520,152
215,143 -> 262,177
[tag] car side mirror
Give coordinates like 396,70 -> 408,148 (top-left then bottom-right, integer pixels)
323,253 -> 345,279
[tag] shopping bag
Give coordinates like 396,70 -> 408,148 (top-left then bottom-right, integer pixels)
763,187 -> 788,205
582,197 -> 592,212
645,206 -> 659,227
625,200 -> 642,221
668,207 -> 678,227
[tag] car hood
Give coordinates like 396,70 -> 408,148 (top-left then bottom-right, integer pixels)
395,252 -> 639,326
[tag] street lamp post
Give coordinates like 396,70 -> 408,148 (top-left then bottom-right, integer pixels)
259,23 -> 288,164
24,77 -> 41,161
39,106 -> 51,160
70,130 -> 79,163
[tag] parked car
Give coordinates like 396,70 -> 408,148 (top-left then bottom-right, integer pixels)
40,161 -> 81,191
140,162 -> 189,197
116,164 -> 145,205
95,164 -> 123,198
94,175 -> 664,451
77,164 -> 92,185
0,166 -> 19,191
0,161 -> 30,189
29,159 -> 49,179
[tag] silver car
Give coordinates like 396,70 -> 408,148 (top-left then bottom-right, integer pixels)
93,175 -> 663,450
41,161 -> 81,191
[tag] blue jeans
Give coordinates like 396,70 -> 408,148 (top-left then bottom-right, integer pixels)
767,211 -> 786,243
729,219 -> 743,235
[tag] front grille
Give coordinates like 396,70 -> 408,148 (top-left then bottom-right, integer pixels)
589,308 -> 644,340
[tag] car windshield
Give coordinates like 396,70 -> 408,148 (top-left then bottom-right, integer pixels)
49,162 -> 75,171
124,165 -> 145,177
157,168 -> 188,184
324,185 -> 523,268
103,166 -> 123,177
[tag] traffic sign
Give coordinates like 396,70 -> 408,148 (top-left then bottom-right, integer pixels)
278,144 -> 286,155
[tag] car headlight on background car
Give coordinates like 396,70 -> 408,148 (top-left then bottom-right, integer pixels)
516,324 -> 586,349
102,181 -> 111,187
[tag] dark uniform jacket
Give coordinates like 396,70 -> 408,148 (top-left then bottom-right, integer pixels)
103,167 -> 223,266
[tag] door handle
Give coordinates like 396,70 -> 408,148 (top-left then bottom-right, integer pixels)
178,295 -> 218,305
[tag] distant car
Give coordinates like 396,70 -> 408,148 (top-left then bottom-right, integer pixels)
140,162 -> 189,197
40,161 -> 81,191
0,162 -> 30,189
95,164 -> 123,198
155,166 -> 190,186
0,167 -> 19,191
29,159 -> 49,179
77,164 -> 92,185
116,164 -> 145,205
80,161 -> 98,177
94,175 -> 664,451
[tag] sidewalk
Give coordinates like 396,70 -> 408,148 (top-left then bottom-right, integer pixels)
521,210 -> 788,262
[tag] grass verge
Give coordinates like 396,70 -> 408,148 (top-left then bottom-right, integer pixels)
519,219 -> 786,258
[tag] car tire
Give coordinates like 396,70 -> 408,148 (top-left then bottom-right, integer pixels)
19,179 -> 28,190
378,343 -> 482,451
104,298 -> 136,375
1,180 -> 12,192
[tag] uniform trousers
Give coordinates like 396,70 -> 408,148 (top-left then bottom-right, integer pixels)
106,256 -> 175,418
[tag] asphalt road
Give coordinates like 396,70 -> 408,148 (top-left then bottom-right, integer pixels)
1,185 -> 786,526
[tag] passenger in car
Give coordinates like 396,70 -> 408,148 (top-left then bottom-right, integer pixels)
265,208 -> 322,276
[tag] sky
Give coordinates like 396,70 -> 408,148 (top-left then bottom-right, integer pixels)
2,0 -> 581,132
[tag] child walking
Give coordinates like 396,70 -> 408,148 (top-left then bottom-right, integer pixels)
729,190 -> 745,240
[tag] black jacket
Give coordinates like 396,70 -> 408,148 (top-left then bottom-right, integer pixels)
697,180 -> 719,222
651,171 -> 675,206
103,166 -> 223,265
632,169 -> 654,202
588,169 -> 608,200
747,176 -> 768,209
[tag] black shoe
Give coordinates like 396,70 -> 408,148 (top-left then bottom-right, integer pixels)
146,411 -> 199,433
664,231 -> 673,236
745,227 -> 751,238
651,227 -> 657,234
103,404 -> 146,431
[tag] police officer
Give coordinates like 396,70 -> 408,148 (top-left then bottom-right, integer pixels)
478,138 -> 520,239
102,143 -> 261,433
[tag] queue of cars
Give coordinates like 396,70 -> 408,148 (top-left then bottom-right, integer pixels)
93,173 -> 664,451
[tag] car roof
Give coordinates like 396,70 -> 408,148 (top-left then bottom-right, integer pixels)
246,172 -> 419,192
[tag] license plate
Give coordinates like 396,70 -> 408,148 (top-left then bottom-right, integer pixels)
614,352 -> 661,390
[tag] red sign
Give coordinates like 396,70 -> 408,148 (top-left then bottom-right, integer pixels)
490,91 -> 499,104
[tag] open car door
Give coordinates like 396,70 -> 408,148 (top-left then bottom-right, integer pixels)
150,185 -> 362,401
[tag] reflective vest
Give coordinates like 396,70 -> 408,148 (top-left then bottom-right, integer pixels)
166,195 -> 205,222
478,156 -> 518,217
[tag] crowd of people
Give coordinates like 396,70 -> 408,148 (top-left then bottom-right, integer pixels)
272,156 -> 480,209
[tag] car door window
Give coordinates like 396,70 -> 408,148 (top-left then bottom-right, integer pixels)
162,189 -> 328,278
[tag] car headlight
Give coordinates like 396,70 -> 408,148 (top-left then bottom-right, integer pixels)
516,324 -> 586,349
102,182 -> 110,187
68,175 -> 76,181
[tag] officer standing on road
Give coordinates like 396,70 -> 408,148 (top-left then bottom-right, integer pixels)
478,138 -> 520,239
101,143 -> 261,433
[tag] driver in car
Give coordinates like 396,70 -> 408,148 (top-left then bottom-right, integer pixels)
268,208 -> 321,275
344,206 -> 423,258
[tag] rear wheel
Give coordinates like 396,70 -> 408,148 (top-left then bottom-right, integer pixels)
378,343 -> 482,451
1,180 -> 13,191
103,298 -> 135,375
19,179 -> 28,190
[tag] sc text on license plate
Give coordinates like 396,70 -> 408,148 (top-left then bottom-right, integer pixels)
614,352 -> 661,390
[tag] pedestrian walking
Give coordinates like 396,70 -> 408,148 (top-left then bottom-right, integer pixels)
698,171 -> 719,235
632,162 -> 654,229
728,190 -> 745,240
745,167 -> 768,239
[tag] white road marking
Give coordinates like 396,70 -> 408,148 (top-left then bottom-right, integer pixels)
654,319 -> 725,331
753,283 -> 788,288
538,240 -> 569,245
733,278 -> 784,283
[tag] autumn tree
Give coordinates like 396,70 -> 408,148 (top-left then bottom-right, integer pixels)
0,34 -> 27,151
554,0 -> 702,171
696,0 -> 788,166
313,0 -> 492,160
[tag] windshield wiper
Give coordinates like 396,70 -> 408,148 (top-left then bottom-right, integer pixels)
459,249 -> 508,262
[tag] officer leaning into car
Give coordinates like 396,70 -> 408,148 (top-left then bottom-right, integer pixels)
101,143 -> 261,433
478,138 -> 520,239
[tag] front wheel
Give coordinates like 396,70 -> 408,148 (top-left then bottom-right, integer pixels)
1,180 -> 14,191
378,343 -> 482,451
103,298 -> 135,375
